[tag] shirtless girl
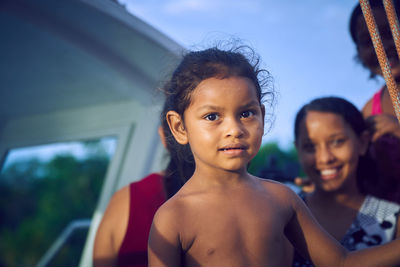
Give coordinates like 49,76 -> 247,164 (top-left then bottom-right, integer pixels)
148,46 -> 400,267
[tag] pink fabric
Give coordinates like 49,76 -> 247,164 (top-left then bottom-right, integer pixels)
371,88 -> 383,115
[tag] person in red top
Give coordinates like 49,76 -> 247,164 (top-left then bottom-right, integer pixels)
349,0 -> 400,203
116,172 -> 165,266
93,112 -> 194,266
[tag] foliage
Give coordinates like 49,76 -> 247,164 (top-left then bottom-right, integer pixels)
248,141 -> 304,182
0,151 -> 109,266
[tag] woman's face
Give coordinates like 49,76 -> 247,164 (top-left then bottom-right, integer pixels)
296,111 -> 368,193
355,8 -> 400,81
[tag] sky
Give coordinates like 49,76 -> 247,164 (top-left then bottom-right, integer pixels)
118,0 -> 385,148
1,137 -> 117,172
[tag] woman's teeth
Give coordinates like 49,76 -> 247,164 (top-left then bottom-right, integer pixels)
320,169 -> 337,176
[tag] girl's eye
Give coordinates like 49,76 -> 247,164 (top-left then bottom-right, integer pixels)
240,110 -> 254,118
205,113 -> 219,121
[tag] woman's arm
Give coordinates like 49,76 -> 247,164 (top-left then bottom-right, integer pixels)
285,190 -> 400,267
93,186 -> 130,267
366,114 -> 400,141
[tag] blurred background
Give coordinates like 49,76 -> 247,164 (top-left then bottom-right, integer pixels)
0,0 -> 384,266
117,0 -> 384,147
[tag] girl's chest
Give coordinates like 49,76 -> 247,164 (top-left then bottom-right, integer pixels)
180,194 -> 289,252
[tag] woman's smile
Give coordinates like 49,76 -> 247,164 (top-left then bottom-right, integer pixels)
297,111 -> 366,192
318,166 -> 342,181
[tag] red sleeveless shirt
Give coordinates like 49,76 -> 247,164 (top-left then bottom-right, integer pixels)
117,173 -> 166,267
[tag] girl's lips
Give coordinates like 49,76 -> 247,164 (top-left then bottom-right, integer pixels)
219,143 -> 247,150
219,145 -> 247,156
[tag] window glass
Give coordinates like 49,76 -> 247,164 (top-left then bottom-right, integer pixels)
0,137 -> 117,266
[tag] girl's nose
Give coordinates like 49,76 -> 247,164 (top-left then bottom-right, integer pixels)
225,118 -> 244,138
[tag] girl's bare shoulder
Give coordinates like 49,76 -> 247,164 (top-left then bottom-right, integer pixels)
256,177 -> 301,204
153,184 -> 194,221
151,184 -> 201,240
257,177 -> 295,192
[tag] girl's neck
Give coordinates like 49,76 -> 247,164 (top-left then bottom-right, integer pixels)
190,166 -> 251,188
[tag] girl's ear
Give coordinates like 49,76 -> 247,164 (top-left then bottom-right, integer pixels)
166,110 -> 188,145
359,130 -> 370,156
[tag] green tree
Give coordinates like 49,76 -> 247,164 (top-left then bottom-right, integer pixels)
248,142 -> 303,182
0,148 -> 109,266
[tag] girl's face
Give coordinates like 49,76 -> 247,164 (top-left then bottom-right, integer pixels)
177,76 -> 264,174
296,111 -> 368,193
355,8 -> 400,80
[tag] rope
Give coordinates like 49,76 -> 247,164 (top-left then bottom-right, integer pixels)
359,0 -> 400,123
383,0 -> 400,58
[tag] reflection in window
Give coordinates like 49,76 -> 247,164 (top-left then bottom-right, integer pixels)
0,137 -> 117,266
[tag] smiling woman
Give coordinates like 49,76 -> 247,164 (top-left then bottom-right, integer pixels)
295,110 -> 367,192
292,96 -> 400,267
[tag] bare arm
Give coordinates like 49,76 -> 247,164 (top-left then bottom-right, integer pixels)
365,114 -> 400,141
362,96 -> 400,140
93,186 -> 130,267
148,203 -> 182,267
285,189 -> 400,267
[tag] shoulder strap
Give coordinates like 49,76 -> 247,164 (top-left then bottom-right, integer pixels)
371,88 -> 384,115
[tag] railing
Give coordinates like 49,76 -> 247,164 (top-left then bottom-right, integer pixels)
36,219 -> 91,267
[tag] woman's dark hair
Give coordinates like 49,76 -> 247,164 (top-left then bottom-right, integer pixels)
349,0 -> 400,78
294,97 -> 366,141
294,96 -> 377,194
160,45 -> 274,197
349,0 -> 400,43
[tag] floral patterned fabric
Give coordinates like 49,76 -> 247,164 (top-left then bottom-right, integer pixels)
292,194 -> 400,267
